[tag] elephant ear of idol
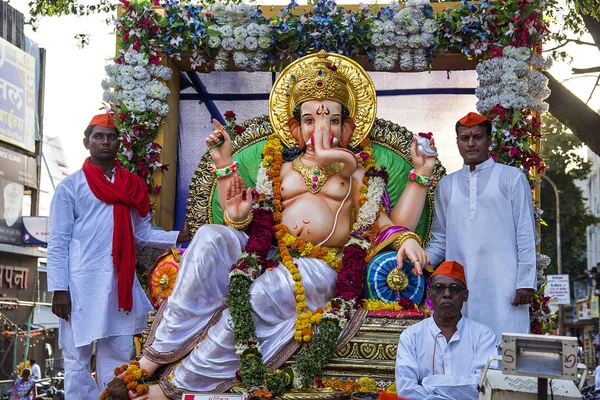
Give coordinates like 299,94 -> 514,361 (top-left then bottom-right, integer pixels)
186,115 -> 445,243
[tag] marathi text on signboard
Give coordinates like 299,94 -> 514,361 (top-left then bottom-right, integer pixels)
0,36 -> 36,153
546,274 -> 571,305
0,253 -> 36,325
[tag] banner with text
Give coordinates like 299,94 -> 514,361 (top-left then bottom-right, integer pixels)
547,274 -> 571,305
0,37 -> 36,153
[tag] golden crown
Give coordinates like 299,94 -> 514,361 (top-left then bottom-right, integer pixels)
269,51 -> 377,148
291,52 -> 351,110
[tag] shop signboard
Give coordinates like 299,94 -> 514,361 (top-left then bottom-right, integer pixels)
0,177 -> 23,244
0,146 -> 37,188
0,252 -> 36,325
591,295 -> 599,318
0,37 -> 36,153
577,299 -> 591,320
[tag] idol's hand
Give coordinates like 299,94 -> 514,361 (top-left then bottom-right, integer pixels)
396,238 -> 429,276
225,174 -> 253,221
411,137 -> 437,177
311,123 -> 358,178
206,119 -> 233,169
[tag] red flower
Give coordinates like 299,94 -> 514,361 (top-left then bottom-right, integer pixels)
234,125 -> 245,135
133,40 -> 141,52
397,297 -> 415,309
418,132 -> 432,140
335,244 -> 367,303
152,185 -> 162,194
160,164 -> 169,172
224,110 -> 236,119
149,53 -> 161,65
245,209 -> 275,259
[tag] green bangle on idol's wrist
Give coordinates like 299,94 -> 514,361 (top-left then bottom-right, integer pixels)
211,161 -> 238,178
407,169 -> 434,187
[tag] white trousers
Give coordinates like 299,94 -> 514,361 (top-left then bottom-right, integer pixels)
60,320 -> 135,399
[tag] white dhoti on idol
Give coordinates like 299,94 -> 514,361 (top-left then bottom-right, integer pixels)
144,224 -> 337,392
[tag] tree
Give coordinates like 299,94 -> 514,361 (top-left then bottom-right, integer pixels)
543,0 -> 600,155
540,114 -> 600,277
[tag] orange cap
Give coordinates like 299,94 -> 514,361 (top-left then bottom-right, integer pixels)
88,113 -> 117,128
431,261 -> 467,287
458,112 -> 488,128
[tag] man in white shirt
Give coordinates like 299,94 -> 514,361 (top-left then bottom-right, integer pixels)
425,112 -> 537,343
29,359 -> 41,380
396,261 -> 497,400
47,113 -> 190,399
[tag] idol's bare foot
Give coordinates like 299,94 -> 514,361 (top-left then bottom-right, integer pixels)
139,357 -> 161,377
128,384 -> 169,400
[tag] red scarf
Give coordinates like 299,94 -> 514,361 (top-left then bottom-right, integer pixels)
82,157 -> 150,312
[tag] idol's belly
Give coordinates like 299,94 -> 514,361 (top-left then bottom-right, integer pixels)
282,195 -> 351,247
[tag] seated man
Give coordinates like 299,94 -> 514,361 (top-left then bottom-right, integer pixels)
395,261 -> 497,400
108,51 -> 437,400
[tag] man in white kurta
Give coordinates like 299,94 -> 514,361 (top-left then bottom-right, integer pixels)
426,112 -> 536,343
396,261 -> 497,400
47,114 -> 182,399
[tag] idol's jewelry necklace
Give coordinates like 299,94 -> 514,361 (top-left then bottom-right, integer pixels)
292,157 -> 342,194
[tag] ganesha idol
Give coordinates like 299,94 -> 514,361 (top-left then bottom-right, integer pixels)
105,51 -> 445,400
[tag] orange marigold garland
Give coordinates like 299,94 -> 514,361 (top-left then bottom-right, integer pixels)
100,360 -> 149,400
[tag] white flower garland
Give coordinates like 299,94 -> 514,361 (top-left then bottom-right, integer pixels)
475,45 -> 552,114
102,45 -> 173,163
207,2 -> 271,71
371,0 -> 438,71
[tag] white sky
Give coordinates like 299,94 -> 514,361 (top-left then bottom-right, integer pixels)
8,0 -> 600,173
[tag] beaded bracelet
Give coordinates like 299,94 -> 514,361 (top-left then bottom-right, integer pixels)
211,161 -> 239,179
223,210 -> 253,230
394,231 -> 423,251
407,169 -> 434,187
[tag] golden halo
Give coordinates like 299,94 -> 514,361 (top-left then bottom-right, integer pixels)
269,51 -> 377,148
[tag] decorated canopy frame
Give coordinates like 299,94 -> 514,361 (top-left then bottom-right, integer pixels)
105,0 -> 550,232
104,0 -> 555,336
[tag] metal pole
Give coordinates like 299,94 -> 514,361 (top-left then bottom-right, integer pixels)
541,174 -> 562,335
538,377 -> 548,400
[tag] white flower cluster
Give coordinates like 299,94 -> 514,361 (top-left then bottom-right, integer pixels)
371,0 -> 438,71
321,298 -> 355,330
234,340 -> 261,357
102,47 -> 172,120
350,175 -> 386,249
207,2 -> 271,71
475,46 -> 551,114
356,176 -> 386,228
255,166 -> 274,197
536,252 -> 551,287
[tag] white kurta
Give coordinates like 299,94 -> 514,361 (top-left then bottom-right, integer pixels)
395,316 -> 497,400
47,169 -> 179,348
426,158 -> 537,342
149,224 -> 338,392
